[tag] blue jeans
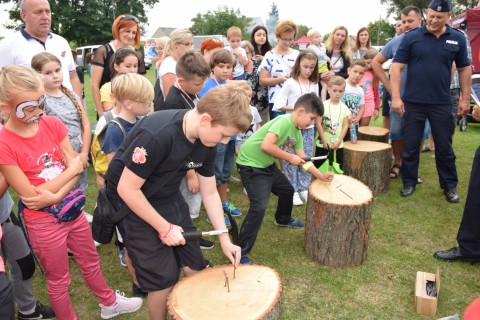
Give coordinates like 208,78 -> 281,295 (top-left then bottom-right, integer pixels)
237,163 -> 294,256
215,140 -> 236,187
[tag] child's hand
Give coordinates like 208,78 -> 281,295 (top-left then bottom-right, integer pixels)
473,105 -> 480,121
373,109 -> 379,120
331,141 -> 340,150
317,171 -> 334,183
186,173 -> 199,193
160,224 -> 185,247
20,186 -> 59,210
288,154 -> 304,166
322,140 -> 329,149
80,153 -> 89,169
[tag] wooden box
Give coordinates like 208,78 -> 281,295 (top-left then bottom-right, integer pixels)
415,268 -> 440,315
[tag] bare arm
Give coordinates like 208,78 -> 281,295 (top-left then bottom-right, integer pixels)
458,65 -> 472,115
260,132 -> 303,166
91,64 -> 105,117
79,108 -> 92,168
390,62 -> 406,115
162,73 -> 177,97
259,69 -> 288,87
371,53 -> 390,93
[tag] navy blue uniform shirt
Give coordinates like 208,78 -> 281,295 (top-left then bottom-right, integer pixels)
393,24 -> 470,104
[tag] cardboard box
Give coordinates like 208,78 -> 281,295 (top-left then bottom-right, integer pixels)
415,268 -> 441,315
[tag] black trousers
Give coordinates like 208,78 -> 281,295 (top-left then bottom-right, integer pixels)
457,147 -> 480,258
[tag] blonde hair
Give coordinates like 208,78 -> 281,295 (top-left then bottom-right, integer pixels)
31,52 -> 84,131
111,73 -> 154,104
162,29 -> 194,60
155,36 -> 170,49
307,29 -> 321,40
235,81 -> 253,94
328,75 -> 346,88
227,26 -> 242,39
325,26 -> 352,62
363,48 -> 378,60
0,66 -> 43,104
197,84 -> 252,131
240,40 -> 254,53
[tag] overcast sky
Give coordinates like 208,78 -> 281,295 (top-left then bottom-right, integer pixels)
1,1 -> 393,39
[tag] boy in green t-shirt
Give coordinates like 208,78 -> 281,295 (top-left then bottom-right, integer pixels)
236,93 -> 334,264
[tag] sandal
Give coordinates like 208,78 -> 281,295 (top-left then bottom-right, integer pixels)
390,164 -> 401,179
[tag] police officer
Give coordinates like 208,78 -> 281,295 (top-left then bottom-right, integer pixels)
390,0 -> 471,202
434,105 -> 480,261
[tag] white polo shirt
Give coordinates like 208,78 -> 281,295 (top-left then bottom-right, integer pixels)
0,26 -> 75,90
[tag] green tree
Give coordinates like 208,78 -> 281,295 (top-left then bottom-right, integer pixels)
297,24 -> 310,39
368,19 -> 395,46
380,0 -> 478,19
4,0 -> 159,46
189,6 -> 250,37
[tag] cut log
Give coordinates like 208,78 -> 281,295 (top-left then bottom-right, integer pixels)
343,140 -> 392,197
305,176 -> 373,267
167,265 -> 283,320
358,126 -> 390,144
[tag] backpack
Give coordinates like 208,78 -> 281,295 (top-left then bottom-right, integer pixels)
90,116 -> 126,176
153,77 -> 165,111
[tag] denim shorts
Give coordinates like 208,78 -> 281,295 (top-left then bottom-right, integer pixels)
215,140 -> 236,186
390,108 -> 431,141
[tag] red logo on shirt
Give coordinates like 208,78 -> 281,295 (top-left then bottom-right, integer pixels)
132,147 -> 147,164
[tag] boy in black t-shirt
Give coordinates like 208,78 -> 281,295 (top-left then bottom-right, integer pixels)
106,85 -> 252,319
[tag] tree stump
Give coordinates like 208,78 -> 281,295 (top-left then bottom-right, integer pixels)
343,140 -> 392,197
358,126 -> 390,143
305,176 -> 373,267
167,265 -> 283,320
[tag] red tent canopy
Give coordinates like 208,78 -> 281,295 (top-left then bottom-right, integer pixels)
293,35 -> 310,46
452,6 -> 480,72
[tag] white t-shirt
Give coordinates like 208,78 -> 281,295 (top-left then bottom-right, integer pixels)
158,56 -> 177,96
225,46 -> 247,78
0,28 -> 76,90
273,78 -> 319,114
236,105 -> 262,149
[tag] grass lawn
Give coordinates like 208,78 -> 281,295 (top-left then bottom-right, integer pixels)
22,68 -> 480,319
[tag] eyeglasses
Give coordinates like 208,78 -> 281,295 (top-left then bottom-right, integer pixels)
15,94 -> 46,118
122,15 -> 139,24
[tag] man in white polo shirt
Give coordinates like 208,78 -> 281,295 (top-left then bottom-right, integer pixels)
0,0 -> 82,99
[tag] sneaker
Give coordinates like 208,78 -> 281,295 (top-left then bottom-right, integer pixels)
229,175 -> 241,183
275,218 -> 304,228
299,190 -> 308,202
94,240 -> 102,247
240,255 -> 252,265
199,237 -> 215,250
83,211 -> 93,223
222,201 -> 242,217
293,192 -> 303,206
119,248 -> 127,267
243,187 -> 248,196
132,283 -> 148,297
207,214 -> 231,227
100,290 -> 143,319
205,259 -> 212,268
18,301 -> 55,320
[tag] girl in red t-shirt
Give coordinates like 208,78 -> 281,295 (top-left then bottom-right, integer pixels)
0,66 -> 142,320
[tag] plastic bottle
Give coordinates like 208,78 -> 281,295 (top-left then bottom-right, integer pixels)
350,125 -> 358,144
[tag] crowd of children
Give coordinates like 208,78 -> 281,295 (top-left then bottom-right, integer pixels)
0,16 -> 389,319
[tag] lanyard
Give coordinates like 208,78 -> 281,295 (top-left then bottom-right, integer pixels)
175,80 -> 197,109
297,79 -> 311,95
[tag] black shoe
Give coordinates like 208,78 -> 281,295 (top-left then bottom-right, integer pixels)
444,188 -> 459,203
434,246 -> 480,262
199,237 -> 214,250
400,186 -> 415,197
132,282 -> 148,297
18,301 -> 56,320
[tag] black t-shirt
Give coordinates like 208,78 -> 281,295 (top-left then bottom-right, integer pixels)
163,85 -> 198,111
106,110 -> 216,207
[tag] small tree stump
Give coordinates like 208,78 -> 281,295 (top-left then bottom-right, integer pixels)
358,126 -> 390,143
167,265 -> 283,320
305,176 -> 373,267
343,140 -> 392,196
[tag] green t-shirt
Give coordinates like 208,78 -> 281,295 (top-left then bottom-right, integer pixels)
317,100 -> 351,148
236,114 -> 303,168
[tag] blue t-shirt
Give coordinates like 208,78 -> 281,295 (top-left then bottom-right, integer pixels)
101,117 -> 138,154
382,34 -> 408,97
393,25 -> 470,104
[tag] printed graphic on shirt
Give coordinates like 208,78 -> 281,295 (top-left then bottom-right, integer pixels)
322,115 -> 340,136
342,92 -> 362,116
132,147 -> 148,164
35,149 -> 65,181
280,136 -> 297,150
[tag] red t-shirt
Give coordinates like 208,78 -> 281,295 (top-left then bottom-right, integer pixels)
0,116 -> 68,221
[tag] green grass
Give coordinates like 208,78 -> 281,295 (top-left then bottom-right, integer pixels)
24,69 -> 480,319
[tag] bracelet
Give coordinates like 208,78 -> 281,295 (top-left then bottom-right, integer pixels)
302,162 -> 314,171
159,223 -> 173,239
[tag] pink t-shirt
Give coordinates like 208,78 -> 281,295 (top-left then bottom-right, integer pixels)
0,116 -> 68,221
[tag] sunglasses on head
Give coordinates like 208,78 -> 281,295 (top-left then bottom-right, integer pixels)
15,94 -> 46,119
122,15 -> 139,24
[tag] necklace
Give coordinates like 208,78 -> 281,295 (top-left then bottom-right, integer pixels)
327,101 -> 342,143
175,80 -> 197,109
297,79 -> 311,95
183,111 -> 189,135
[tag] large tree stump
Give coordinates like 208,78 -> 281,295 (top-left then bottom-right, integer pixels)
343,140 -> 392,196
167,265 -> 283,320
305,176 -> 373,267
358,126 -> 390,143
